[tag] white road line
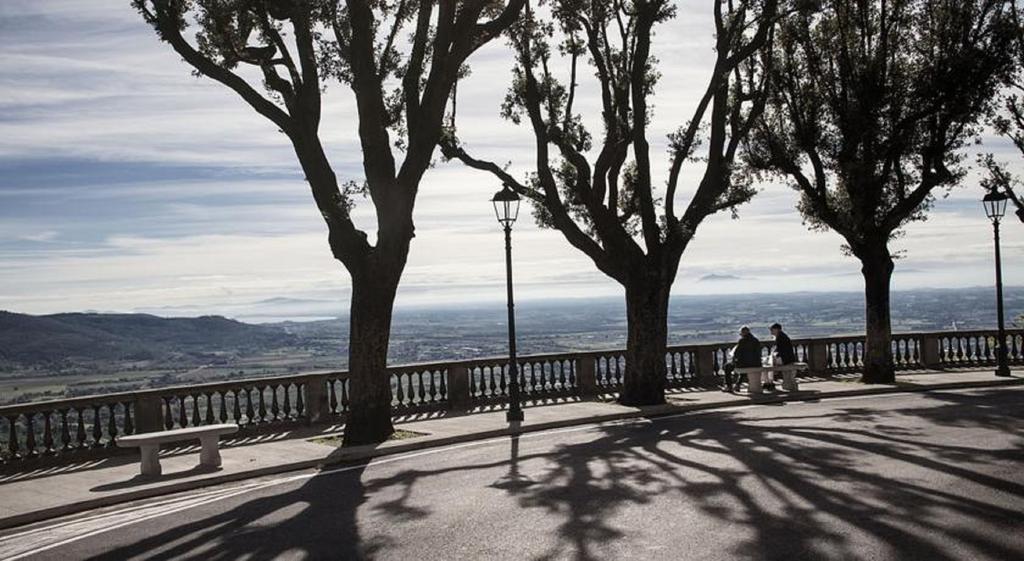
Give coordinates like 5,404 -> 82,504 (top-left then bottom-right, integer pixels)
0,386 -> 996,558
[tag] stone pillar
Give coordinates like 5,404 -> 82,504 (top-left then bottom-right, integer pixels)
134,395 -> 164,434
577,356 -> 598,397
694,347 -> 717,378
304,376 -> 329,425
448,365 -> 472,410
808,341 -> 829,375
921,334 -> 943,370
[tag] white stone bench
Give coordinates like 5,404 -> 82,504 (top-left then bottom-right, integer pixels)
116,423 -> 238,476
735,362 -> 808,395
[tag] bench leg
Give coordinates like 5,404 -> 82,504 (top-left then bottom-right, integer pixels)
747,372 -> 763,395
783,371 -> 799,392
199,435 -> 222,468
140,444 -> 161,476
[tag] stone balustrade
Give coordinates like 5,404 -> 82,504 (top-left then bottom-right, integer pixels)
2,328 -> 1021,466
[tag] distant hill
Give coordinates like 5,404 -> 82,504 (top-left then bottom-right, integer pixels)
0,311 -> 296,367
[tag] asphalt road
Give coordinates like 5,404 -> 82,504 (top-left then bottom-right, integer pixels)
2,386 -> 1023,561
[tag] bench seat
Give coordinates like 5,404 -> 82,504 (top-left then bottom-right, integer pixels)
735,362 -> 809,395
117,423 -> 238,476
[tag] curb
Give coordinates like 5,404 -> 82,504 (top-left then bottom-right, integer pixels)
2,375 -> 1021,531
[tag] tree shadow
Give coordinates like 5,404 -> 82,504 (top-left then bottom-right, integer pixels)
87,461 -> 377,561
85,389 -> 1024,561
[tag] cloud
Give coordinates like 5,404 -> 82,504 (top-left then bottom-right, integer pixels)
16,230 -> 58,242
0,1 -> 1022,319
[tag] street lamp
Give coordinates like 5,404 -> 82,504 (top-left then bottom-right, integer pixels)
983,189 -> 1013,377
492,184 -> 524,422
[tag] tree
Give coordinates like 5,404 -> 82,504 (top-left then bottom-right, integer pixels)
745,0 -> 1016,383
991,2 -> 1024,224
442,0 -> 778,405
134,0 -> 525,445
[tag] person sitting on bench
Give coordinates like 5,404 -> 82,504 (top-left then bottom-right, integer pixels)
724,326 -> 761,392
766,322 -> 796,390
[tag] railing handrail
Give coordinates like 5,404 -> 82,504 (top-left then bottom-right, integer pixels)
0,370 -> 349,416
3,327 -> 1021,416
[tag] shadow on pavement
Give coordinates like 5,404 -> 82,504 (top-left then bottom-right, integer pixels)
87,388 -> 1024,561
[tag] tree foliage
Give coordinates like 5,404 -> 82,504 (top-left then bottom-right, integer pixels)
443,0 -> 777,282
746,0 -> 1017,254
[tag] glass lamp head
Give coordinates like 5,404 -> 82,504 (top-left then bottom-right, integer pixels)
983,190 -> 1009,223
491,184 -> 521,227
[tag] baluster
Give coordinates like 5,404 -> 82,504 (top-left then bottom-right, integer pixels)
409,373 -> 419,405
219,391 -> 229,423
205,393 -> 215,425
568,359 -> 577,388
329,380 -> 339,414
6,415 -> 19,459
232,389 -> 242,422
25,413 -> 37,458
41,410 -> 55,455
489,365 -> 498,397
341,379 -> 350,412
558,361 -> 567,390
258,386 -> 268,423
175,396 -> 186,429
527,363 -> 537,393
469,366 -> 478,397
500,364 -> 508,396
439,369 -> 448,402
76,408 -> 87,447
395,373 -> 406,407
245,387 -> 257,423
92,404 -> 103,448
163,397 -> 174,430
123,401 -> 134,435
283,384 -> 293,419
190,394 -> 201,427
295,383 -> 305,417
107,403 -> 118,447
429,371 -> 438,403
59,408 -> 71,451
271,384 -> 280,421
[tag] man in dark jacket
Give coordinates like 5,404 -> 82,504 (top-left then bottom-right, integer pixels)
767,323 -> 796,391
770,323 -> 796,365
724,326 -> 761,392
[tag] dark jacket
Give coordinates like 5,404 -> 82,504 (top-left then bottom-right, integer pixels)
733,334 -> 762,368
773,331 -> 796,365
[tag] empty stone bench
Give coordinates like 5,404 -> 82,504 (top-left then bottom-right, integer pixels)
116,423 -> 238,476
735,362 -> 809,395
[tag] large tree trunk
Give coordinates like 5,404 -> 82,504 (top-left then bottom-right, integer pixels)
860,247 -> 895,384
343,264 -> 400,446
619,274 -> 670,406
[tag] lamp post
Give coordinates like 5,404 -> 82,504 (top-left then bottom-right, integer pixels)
983,189 -> 1013,377
492,184 -> 524,422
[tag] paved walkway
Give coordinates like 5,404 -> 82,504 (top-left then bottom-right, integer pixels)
1,369 -> 1020,530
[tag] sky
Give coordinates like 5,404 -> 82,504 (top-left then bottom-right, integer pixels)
1,1 -> 1023,323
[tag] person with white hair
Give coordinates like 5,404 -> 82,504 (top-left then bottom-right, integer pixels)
723,325 -> 761,392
